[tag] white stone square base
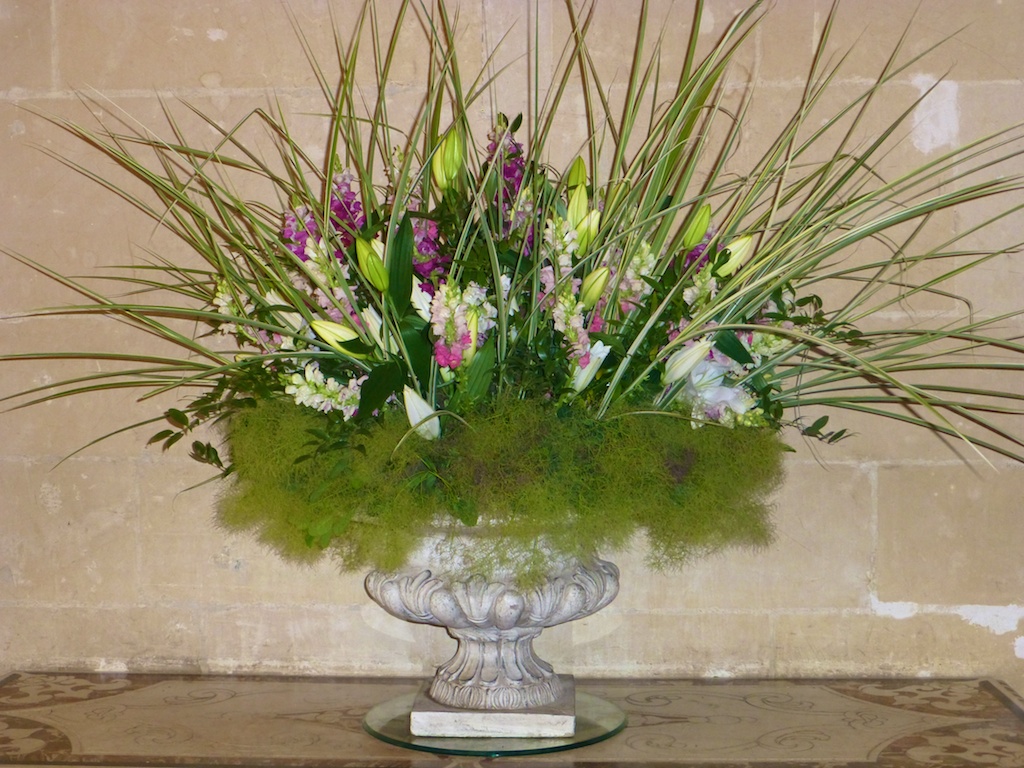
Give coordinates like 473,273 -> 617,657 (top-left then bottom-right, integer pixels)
409,676 -> 576,738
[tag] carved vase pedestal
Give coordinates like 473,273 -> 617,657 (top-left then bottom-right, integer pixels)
364,544 -> 620,739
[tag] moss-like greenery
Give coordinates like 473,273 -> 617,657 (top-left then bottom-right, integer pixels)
217,396 -> 787,584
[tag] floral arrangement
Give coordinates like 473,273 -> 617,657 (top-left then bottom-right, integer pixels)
6,1 -> 1024,582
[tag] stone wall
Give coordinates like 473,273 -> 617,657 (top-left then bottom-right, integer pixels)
2,0 -> 1023,689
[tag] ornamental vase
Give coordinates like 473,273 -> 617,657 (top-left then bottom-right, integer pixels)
363,535 -> 620,715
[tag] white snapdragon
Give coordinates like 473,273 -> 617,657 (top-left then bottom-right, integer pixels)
610,239 -> 657,311
212,279 -> 256,340
682,267 -> 718,310
284,362 -> 364,418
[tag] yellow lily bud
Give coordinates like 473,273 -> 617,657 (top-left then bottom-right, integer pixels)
663,339 -> 713,385
311,319 -> 359,352
576,209 -> 601,253
431,131 -> 464,192
715,235 -> 754,278
681,203 -> 712,251
464,311 -> 480,365
355,237 -> 389,292
403,385 -> 441,440
566,156 -> 587,189
567,183 -> 589,230
580,265 -> 610,310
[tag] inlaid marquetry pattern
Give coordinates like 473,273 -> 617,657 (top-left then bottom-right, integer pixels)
1,673 -> 1023,766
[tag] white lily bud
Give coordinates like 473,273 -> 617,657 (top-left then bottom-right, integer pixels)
571,340 -> 610,392
663,339 -> 713,385
410,282 -> 433,323
311,319 -> 359,352
715,235 -> 754,278
403,385 -> 441,440
360,307 -> 397,353
264,289 -> 304,332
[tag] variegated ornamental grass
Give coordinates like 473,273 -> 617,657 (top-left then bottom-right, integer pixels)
4,0 -> 1024,581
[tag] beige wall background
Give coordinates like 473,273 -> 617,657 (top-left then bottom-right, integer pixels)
2,0 -> 1023,691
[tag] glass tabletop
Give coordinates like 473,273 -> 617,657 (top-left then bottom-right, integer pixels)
363,691 -> 627,757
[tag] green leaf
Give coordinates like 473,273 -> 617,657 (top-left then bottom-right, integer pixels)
803,416 -> 829,437
357,360 -> 405,418
387,214 -> 414,311
337,338 -> 376,357
148,429 -> 175,445
401,324 -> 433,386
464,336 -> 496,402
712,330 -> 754,367
166,408 -> 189,428
748,373 -> 769,393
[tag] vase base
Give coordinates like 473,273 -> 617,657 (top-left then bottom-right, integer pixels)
411,676 -> 575,737
363,688 -> 626,757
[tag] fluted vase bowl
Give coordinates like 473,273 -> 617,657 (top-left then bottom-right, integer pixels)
364,535 -> 620,712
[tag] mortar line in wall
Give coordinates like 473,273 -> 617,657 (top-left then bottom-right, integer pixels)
132,456 -> 144,614
867,459 -> 879,611
49,0 -> 58,94
15,77 -> 1019,109
609,606 -> 886,618
3,599 -> 1015,620
786,456 -> 1023,470
0,86 -> 331,105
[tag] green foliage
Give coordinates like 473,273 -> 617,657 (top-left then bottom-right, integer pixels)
217,397 -> 437,572
218,396 -> 786,583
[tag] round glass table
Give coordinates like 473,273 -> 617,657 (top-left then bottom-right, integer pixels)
363,691 -> 627,757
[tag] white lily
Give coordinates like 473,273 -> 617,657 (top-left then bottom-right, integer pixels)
403,385 -> 440,440
571,340 -> 611,392
684,359 -> 755,421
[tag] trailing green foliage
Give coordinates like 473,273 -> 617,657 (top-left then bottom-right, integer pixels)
219,395 -> 786,583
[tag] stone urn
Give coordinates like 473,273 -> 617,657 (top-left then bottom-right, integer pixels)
364,534 -> 619,736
